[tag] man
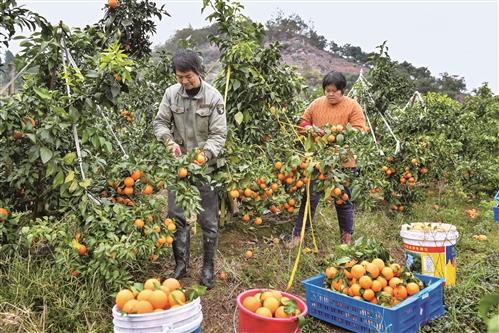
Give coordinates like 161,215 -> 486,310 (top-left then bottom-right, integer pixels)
289,71 -> 366,247
153,49 -> 227,289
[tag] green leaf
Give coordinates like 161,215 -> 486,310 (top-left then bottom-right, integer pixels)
53,171 -> 64,187
65,171 -> 75,183
68,180 -> 78,193
79,179 -> 91,189
33,86 -> 52,100
234,112 -> 244,125
40,147 -> 53,164
63,152 -> 76,165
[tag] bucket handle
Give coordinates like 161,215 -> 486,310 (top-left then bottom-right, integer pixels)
161,323 -> 174,333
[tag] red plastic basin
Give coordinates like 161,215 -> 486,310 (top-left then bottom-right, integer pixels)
237,289 -> 308,333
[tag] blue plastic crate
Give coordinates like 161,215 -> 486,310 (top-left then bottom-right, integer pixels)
495,191 -> 499,203
303,273 -> 444,333
494,205 -> 499,222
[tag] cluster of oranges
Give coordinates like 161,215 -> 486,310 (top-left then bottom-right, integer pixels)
242,289 -> 302,319
115,278 -> 189,314
132,216 -> 175,248
104,170 -> 158,206
325,258 -> 424,307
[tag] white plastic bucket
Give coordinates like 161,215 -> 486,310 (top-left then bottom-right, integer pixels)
400,223 -> 459,285
113,297 -> 202,333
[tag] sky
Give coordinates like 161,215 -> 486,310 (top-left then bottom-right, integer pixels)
7,0 -> 499,93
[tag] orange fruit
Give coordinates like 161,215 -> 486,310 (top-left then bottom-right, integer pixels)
270,290 -> 282,300
166,235 -> 174,245
78,244 -> 87,256
351,265 -> 366,279
255,307 -> 273,318
134,219 -> 144,229
131,170 -> 142,181
274,161 -> 283,170
123,186 -> 134,196
122,299 -> 138,314
362,289 -> 375,301
134,300 -> 153,314
366,263 -> 380,278
149,290 -> 169,309
331,280 -> 345,291
162,278 -> 181,291
383,286 -> 394,295
275,306 -> 292,318
389,277 -> 402,288
254,217 -> 263,225
229,190 -> 240,199
177,167 -> 188,178
350,284 -> 361,297
115,289 -> 135,310
381,267 -> 394,280
144,278 -> 161,291
137,289 -> 153,302
168,290 -> 186,306
260,291 -> 274,302
394,285 -> 408,299
124,177 -> 135,187
325,267 -> 338,279
371,280 -> 382,292
371,258 -> 385,270
167,223 -> 176,232
108,0 -> 119,10
242,214 -> 250,222
163,218 -> 173,226
390,264 -> 402,277
359,276 -> 373,289
142,184 -> 153,195
243,296 -> 261,312
376,276 -> 388,288
263,297 -> 280,314
0,208 -> 9,222
244,188 -> 253,197
406,282 -> 420,296
245,250 -> 253,259
195,153 -> 206,165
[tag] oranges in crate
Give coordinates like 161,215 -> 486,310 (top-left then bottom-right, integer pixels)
324,258 -> 424,307
241,289 -> 302,318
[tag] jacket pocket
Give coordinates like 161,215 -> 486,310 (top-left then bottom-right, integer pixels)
171,105 -> 185,144
195,108 -> 211,137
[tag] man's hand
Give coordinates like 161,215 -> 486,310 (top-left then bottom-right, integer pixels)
165,139 -> 181,158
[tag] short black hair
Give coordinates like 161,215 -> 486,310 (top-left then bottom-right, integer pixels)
322,71 -> 347,92
172,49 -> 202,75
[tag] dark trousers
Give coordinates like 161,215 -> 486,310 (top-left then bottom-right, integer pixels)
292,181 -> 354,237
168,184 -> 219,238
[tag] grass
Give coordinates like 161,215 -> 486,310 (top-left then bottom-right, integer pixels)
0,186 -> 497,332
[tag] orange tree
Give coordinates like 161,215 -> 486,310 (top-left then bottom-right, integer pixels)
202,0 -> 305,145
0,2 -> 209,288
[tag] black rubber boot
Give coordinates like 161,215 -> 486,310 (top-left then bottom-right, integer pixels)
172,226 -> 190,279
168,189 -> 190,279
200,234 -> 218,289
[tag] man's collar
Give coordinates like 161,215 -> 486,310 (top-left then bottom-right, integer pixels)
177,79 -> 205,100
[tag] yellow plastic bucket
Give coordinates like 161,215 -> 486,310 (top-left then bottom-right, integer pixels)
400,223 -> 459,285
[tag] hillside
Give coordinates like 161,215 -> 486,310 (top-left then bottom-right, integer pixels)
160,34 -> 366,89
